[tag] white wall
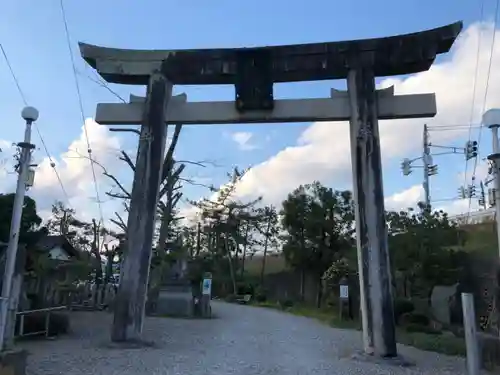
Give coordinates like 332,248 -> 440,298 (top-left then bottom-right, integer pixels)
48,246 -> 70,261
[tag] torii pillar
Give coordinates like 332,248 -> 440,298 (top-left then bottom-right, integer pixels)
79,21 -> 462,356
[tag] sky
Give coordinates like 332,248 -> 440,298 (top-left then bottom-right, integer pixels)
1,0 -> 500,228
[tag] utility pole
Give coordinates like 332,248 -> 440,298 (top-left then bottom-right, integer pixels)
484,108 -> 500,337
0,106 -> 38,350
402,125 -> 476,207
422,124 -> 431,208
479,181 -> 487,210
485,115 -> 500,258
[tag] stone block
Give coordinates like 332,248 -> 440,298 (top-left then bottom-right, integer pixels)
478,332 -> 500,371
152,282 -> 194,317
430,284 -> 458,325
0,349 -> 27,375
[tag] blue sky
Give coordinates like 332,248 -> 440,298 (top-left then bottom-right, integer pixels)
1,0 -> 499,223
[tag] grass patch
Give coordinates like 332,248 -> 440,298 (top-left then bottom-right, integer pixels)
251,302 -> 465,357
396,331 -> 465,357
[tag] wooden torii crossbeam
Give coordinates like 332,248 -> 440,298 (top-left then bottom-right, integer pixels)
95,87 -> 437,125
80,21 -> 462,358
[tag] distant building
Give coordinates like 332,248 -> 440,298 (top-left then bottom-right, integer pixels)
449,208 -> 496,225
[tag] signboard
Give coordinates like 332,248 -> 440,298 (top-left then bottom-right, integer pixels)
202,278 -> 212,296
340,285 -> 349,299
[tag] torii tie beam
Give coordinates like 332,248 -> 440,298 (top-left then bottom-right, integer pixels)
80,21 -> 462,356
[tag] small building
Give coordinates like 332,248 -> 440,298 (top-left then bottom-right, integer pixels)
35,235 -> 80,261
23,235 -> 83,309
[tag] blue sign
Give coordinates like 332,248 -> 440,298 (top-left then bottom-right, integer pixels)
202,278 -> 212,295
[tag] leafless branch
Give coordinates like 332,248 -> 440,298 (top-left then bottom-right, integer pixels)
179,177 -> 214,189
177,160 -> 207,168
110,212 -> 127,231
106,192 -> 130,200
103,171 -> 131,198
119,151 -> 135,172
67,149 -> 108,174
109,128 -> 141,135
161,124 -> 183,182
176,159 -> 222,168
159,163 -> 185,198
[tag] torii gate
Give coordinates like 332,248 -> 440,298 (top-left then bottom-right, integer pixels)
80,21 -> 462,357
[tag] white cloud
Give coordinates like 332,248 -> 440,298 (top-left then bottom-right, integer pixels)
217,22 -> 500,211
6,22 -> 500,230
230,131 -> 258,151
458,158 -> 491,184
1,119 -> 126,225
385,185 -> 424,211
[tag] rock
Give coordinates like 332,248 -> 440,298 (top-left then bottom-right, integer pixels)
478,332 -> 500,371
0,349 -> 27,375
430,284 -> 458,325
152,280 -> 194,318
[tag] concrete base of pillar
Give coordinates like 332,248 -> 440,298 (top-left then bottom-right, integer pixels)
0,349 -> 28,375
350,351 -> 414,367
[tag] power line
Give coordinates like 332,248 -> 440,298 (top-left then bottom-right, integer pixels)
467,0 -> 500,218
0,43 -> 72,206
428,124 -> 482,131
76,68 -> 126,103
59,0 -> 105,227
462,0 -> 486,192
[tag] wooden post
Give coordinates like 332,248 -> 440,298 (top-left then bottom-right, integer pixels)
111,71 -> 172,342
462,293 -> 480,375
347,66 -> 397,357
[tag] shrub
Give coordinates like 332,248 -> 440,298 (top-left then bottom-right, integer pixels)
404,323 -> 441,335
278,299 -> 294,309
394,299 -> 415,323
236,282 -> 254,296
254,286 -> 267,302
399,312 -> 431,327
255,293 -> 267,302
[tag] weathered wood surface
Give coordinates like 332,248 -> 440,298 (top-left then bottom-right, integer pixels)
348,67 -> 397,357
111,71 -> 171,342
96,92 -> 437,125
79,22 -> 462,85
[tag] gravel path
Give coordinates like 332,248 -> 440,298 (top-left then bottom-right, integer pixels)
20,301 -> 471,375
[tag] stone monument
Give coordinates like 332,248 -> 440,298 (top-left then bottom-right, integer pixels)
153,238 -> 194,318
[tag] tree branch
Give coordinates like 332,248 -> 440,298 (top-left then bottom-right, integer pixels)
109,128 -> 141,135
161,124 -> 183,182
103,172 -> 131,199
119,150 -> 136,172
106,192 -> 130,200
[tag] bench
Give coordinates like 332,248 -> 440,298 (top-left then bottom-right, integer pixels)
236,294 -> 252,304
16,306 -> 67,338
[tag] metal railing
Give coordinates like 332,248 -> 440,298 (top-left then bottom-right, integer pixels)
15,306 -> 67,338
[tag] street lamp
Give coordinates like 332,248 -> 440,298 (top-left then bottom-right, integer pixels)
0,106 -> 38,350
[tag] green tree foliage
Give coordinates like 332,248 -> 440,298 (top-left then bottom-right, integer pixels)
387,202 -> 466,298
0,193 -> 45,246
322,257 -> 351,289
46,201 -> 119,285
280,181 -> 355,302
190,168 -> 264,294
254,205 -> 279,283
